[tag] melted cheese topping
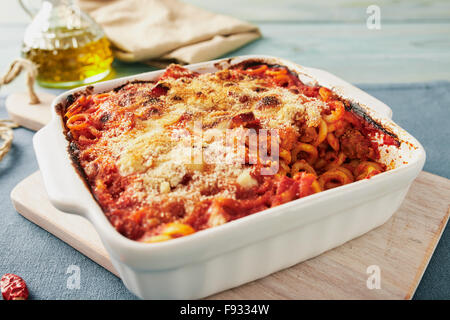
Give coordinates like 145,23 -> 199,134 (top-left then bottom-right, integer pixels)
91,69 -> 325,214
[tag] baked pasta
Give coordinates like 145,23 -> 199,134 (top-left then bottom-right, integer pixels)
61,60 -> 399,242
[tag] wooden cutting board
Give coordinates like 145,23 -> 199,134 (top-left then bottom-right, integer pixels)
10,170 -> 450,299
6,92 -> 56,131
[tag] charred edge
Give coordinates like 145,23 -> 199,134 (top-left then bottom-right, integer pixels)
346,100 -> 400,145
230,59 -> 265,70
66,94 -> 76,105
231,59 -> 295,74
112,82 -> 129,92
68,144 -> 106,211
54,102 -> 64,116
113,79 -> 156,92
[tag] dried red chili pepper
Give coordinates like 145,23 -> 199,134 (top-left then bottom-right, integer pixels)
1,273 -> 29,300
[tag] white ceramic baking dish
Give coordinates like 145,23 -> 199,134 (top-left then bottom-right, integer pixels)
33,55 -> 425,299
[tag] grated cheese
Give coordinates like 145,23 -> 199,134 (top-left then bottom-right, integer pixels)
93,68 -> 326,216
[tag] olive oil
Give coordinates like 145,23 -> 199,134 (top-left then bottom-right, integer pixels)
23,30 -> 113,88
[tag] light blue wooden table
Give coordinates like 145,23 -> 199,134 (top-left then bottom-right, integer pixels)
0,0 -> 449,299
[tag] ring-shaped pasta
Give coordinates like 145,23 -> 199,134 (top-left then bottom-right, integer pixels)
66,113 -> 89,131
245,65 -> 268,75
162,222 -> 195,237
93,93 -> 110,104
77,135 -> 96,145
291,159 -> 317,176
314,119 -> 328,146
274,74 -> 291,86
357,166 -> 380,180
76,126 -> 102,145
324,151 -> 346,171
355,161 -> 383,180
323,100 -> 345,123
355,161 -> 383,176
291,142 -> 318,165
145,234 -> 172,243
265,68 -> 288,76
318,168 -> 353,190
64,103 -> 83,119
318,87 -> 332,102
334,166 -> 354,181
146,222 -> 196,243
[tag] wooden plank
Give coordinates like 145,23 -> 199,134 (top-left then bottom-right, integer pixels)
10,171 -> 450,299
5,91 -> 56,131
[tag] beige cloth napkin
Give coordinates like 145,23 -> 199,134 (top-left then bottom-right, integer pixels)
79,0 -> 261,65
